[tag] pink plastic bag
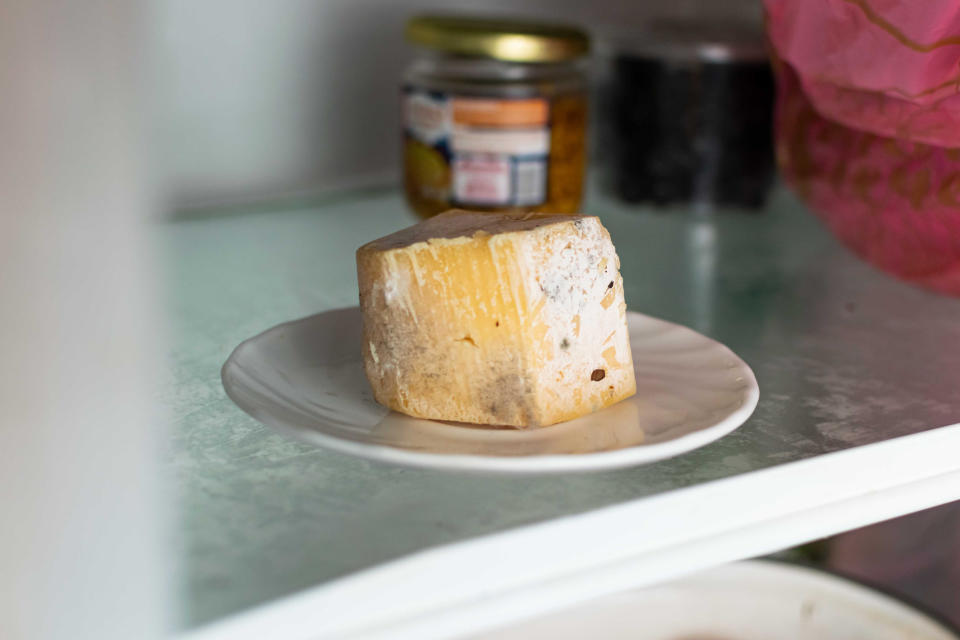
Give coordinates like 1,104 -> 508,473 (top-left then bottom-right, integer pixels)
766,0 -> 960,294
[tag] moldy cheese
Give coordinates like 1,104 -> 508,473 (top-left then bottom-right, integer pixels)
356,209 -> 635,428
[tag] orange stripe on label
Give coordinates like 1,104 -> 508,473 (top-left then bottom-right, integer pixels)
452,98 -> 548,127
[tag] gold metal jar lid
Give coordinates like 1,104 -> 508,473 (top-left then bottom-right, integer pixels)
406,14 -> 590,63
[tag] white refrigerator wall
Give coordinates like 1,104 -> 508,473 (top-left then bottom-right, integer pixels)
0,2 -> 167,639
153,0 -> 760,211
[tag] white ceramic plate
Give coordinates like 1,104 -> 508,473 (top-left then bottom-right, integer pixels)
476,560 -> 959,640
221,307 -> 758,473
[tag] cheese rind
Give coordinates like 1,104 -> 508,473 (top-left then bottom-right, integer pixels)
357,210 -> 635,428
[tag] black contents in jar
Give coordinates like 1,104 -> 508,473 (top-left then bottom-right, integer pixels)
609,35 -> 776,209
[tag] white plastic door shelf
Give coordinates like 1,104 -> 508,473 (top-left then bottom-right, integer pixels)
179,424 -> 960,640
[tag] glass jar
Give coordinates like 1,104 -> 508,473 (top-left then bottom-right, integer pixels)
607,21 -> 775,210
402,15 -> 589,218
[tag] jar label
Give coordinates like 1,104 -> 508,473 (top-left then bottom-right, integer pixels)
403,89 -> 550,208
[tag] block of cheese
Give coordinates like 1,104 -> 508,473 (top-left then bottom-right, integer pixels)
356,209 -> 636,428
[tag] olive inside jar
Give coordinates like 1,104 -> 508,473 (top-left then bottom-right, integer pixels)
402,15 -> 589,218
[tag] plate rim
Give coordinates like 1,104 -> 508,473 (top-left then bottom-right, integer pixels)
221,307 -> 760,474
485,559 -> 960,638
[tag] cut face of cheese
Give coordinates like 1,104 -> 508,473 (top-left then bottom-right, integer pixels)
356,209 -> 636,428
